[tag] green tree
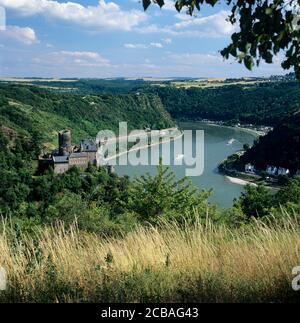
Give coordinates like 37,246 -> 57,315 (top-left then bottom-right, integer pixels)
143,0 -> 300,78
128,161 -> 211,224
238,184 -> 274,218
276,176 -> 300,205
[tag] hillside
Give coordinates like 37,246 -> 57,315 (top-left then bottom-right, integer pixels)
0,84 -> 174,149
238,111 -> 300,173
149,81 -> 300,126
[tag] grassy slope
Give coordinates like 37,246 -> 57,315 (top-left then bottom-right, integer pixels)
0,84 -> 174,149
0,218 -> 299,303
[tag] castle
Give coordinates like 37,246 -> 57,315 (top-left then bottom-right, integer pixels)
40,130 -> 102,174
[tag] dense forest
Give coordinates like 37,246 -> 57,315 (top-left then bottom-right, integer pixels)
28,78 -> 152,94
3,77 -> 300,128
0,83 -> 174,148
237,110 -> 300,173
148,81 -> 300,126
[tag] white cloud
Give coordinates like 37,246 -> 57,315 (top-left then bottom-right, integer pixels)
168,52 -> 223,65
162,0 -> 176,11
150,42 -> 163,48
138,10 -> 236,38
162,38 -> 172,44
124,42 -> 163,49
174,13 -> 193,21
0,6 -> 6,31
0,0 -> 147,31
1,25 -> 38,44
160,51 -> 285,78
124,43 -> 148,49
53,50 -> 111,67
173,11 -> 235,36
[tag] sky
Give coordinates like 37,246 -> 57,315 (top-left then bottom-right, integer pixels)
0,0 -> 287,78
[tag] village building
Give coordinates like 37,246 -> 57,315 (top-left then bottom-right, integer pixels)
266,165 -> 278,176
266,165 -> 290,177
245,163 -> 255,174
278,167 -> 290,176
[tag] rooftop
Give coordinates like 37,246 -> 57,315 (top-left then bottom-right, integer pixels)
53,156 -> 69,164
69,152 -> 88,159
80,139 -> 98,152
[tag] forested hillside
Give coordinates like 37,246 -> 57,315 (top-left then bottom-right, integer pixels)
0,83 -> 174,148
238,110 -> 300,173
149,81 -> 300,126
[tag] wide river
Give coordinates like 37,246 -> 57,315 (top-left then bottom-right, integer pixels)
115,122 -> 258,208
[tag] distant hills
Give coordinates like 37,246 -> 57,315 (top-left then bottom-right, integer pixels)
270,73 -> 296,82
0,83 -> 174,149
1,76 -> 299,171
149,80 -> 300,126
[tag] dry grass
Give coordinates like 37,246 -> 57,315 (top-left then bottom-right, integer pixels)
0,217 -> 300,303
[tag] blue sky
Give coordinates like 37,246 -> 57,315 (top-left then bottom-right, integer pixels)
0,0 -> 285,78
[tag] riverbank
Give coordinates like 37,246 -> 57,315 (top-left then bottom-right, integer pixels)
202,122 -> 265,137
225,175 -> 258,187
104,128 -> 183,163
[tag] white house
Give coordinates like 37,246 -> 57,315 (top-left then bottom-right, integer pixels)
266,166 -> 290,176
245,163 -> 255,174
266,165 -> 278,176
278,167 -> 290,176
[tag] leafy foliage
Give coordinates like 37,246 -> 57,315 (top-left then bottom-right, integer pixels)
276,176 -> 300,205
0,127 -> 214,233
128,161 -> 212,223
0,83 -> 174,146
143,0 -> 300,78
238,110 -> 300,172
237,184 -> 274,219
148,81 -> 300,125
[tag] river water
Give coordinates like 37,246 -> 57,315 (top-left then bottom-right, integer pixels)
115,122 -> 257,208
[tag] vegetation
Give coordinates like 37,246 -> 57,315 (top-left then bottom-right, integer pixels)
236,110 -> 300,172
0,216 -> 299,303
1,79 -> 300,302
0,128 -> 215,235
0,83 -> 174,147
143,0 -> 300,78
149,81 -> 300,125
26,78 -> 152,94
128,162 -> 211,224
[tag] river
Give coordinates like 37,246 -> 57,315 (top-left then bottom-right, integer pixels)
115,122 -> 258,208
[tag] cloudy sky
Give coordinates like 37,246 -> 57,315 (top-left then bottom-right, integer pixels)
0,0 -> 286,78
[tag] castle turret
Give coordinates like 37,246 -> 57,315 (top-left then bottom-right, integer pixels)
59,130 -> 72,156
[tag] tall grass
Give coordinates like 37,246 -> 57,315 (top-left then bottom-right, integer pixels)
0,216 -> 300,303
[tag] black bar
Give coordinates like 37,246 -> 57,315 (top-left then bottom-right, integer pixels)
0,303 -> 291,321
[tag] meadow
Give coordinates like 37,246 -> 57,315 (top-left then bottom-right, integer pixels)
0,216 -> 299,303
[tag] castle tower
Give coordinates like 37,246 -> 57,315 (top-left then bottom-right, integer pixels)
59,130 -> 72,156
